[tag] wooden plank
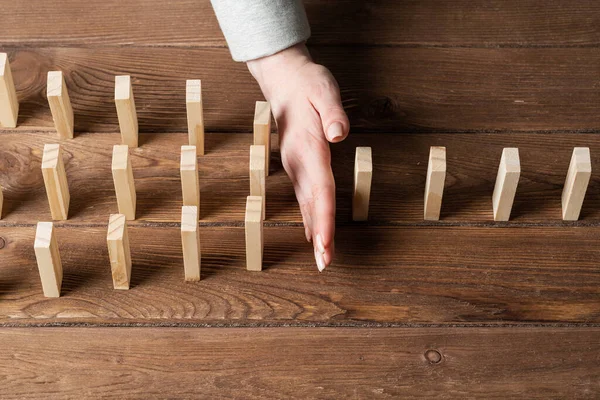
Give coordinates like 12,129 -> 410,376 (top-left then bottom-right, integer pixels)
1,132 -> 600,225
0,327 -> 599,398
41,143 -> 70,221
106,213 -> 132,290
46,71 -> 74,139
33,222 -> 62,297
492,148 -> 521,221
424,146 -> 446,221
181,205 -> 201,281
115,75 -> 138,147
0,53 -> 19,128
1,224 -> 600,325
1,0 -> 598,46
2,47 -> 599,133
186,79 -> 204,155
562,147 -> 592,221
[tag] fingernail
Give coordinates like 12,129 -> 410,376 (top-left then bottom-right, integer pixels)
315,249 -> 326,272
316,234 -> 325,254
327,122 -> 344,142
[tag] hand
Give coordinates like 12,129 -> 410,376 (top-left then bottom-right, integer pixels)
247,43 -> 350,271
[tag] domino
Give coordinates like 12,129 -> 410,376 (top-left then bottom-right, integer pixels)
180,145 -> 200,210
249,144 -> 266,219
492,148 -> 520,221
111,145 -> 136,220
34,222 -> 63,298
0,53 -> 19,128
352,147 -> 373,221
245,195 -> 263,271
186,80 -> 204,155
562,147 -> 591,221
42,144 -> 70,220
47,71 -> 74,139
181,206 -> 201,281
107,214 -> 132,290
253,101 -> 271,175
115,75 -> 138,147
424,146 -> 446,220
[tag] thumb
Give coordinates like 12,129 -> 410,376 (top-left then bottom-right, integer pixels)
310,80 -> 350,143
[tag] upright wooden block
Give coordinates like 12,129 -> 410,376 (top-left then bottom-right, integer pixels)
253,101 -> 271,176
115,75 -> 138,148
111,145 -> 136,220
424,146 -> 446,221
0,53 -> 19,128
186,80 -> 204,155
180,146 -> 200,210
249,145 -> 266,219
47,71 -> 74,139
352,147 -> 373,221
34,222 -> 63,298
107,214 -> 132,290
492,148 -> 521,221
245,196 -> 263,272
562,147 -> 592,221
181,206 -> 201,281
42,144 -> 70,220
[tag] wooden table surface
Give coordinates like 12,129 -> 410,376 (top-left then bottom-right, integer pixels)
1,1 -> 599,398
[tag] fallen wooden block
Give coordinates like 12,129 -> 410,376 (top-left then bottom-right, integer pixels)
42,144 -> 70,220
186,80 -> 204,155
562,147 -> 591,221
180,145 -> 200,210
245,195 -> 264,272
492,148 -> 521,221
0,53 -> 19,128
107,214 -> 132,290
111,145 -> 136,220
181,206 -> 201,281
34,222 -> 63,298
352,147 -> 373,221
115,75 -> 138,148
47,71 -> 74,139
253,101 -> 271,176
249,144 -> 266,219
424,146 -> 446,220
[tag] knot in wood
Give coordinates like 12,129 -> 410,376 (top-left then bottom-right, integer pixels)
0,237 -> 5,249
424,349 -> 442,364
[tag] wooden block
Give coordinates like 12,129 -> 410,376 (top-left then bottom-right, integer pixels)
245,196 -> 263,272
249,145 -> 266,219
0,53 -> 19,128
107,214 -> 132,290
181,206 -> 201,281
253,101 -> 271,176
41,144 -> 70,220
180,146 -> 200,211
492,148 -> 521,221
352,147 -> 373,221
186,80 -> 204,155
33,222 -> 63,298
424,146 -> 446,221
115,75 -> 138,148
47,71 -> 74,139
111,145 -> 136,220
562,147 -> 591,221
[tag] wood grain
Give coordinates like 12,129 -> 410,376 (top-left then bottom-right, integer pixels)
1,223 -> 599,325
1,327 -> 599,398
1,0 -> 598,47
1,132 -> 599,225
1,47 -> 599,133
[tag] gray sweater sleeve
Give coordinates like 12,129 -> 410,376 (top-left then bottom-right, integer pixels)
210,0 -> 311,62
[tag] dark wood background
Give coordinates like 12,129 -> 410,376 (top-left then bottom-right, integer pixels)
1,0 -> 599,397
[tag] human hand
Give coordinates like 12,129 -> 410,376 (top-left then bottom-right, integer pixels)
247,43 -> 350,271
